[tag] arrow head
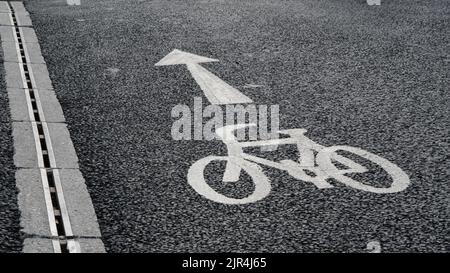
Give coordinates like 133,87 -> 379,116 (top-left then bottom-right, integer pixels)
155,49 -> 219,66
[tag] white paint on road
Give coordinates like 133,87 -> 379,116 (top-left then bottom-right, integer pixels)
367,241 -> 382,253
188,124 -> 410,204
155,49 -> 253,105
66,0 -> 81,6
367,0 -> 381,6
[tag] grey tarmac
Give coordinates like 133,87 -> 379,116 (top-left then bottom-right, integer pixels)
0,0 -> 448,253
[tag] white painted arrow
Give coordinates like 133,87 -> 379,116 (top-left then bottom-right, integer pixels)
155,49 -> 253,105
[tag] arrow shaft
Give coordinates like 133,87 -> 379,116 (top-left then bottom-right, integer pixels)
186,63 -> 253,105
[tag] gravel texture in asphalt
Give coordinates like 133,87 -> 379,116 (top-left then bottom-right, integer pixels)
0,45 -> 23,252
24,0 -> 449,252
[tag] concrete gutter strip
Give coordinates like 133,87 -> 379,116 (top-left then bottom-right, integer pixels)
0,1 -> 105,253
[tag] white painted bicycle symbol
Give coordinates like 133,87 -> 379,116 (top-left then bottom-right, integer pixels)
188,124 -> 410,204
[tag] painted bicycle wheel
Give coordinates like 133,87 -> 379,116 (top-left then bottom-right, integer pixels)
316,146 -> 410,193
187,156 -> 271,204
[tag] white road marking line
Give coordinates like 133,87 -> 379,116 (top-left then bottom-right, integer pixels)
39,168 -> 62,252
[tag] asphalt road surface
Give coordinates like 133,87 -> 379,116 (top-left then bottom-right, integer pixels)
0,48 -> 22,253
2,0 -> 447,252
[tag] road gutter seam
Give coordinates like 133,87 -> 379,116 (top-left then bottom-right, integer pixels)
0,1 -> 105,253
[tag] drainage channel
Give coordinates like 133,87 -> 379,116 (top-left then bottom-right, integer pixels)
6,1 -> 79,253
